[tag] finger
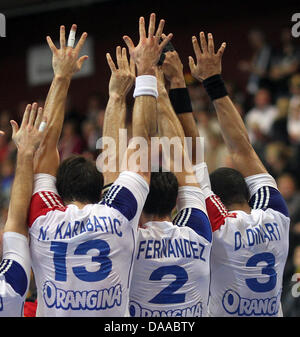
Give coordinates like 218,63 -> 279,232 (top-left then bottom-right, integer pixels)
159,33 -> 173,52
74,32 -> 88,55
21,104 -> 31,128
192,36 -> 201,58
67,24 -> 77,48
34,107 -> 44,130
0,130 -> 4,136
39,115 -> 47,133
122,47 -> 130,70
155,19 -> 165,40
188,56 -> 196,72
106,53 -> 117,72
139,16 -> 146,39
116,46 -> 122,69
46,36 -> 57,53
207,33 -> 215,54
123,36 -> 135,53
60,25 -> 66,49
148,13 -> 156,38
77,55 -> 89,71
199,31 -> 208,53
28,103 -> 38,127
217,42 -> 227,57
10,120 -> 19,138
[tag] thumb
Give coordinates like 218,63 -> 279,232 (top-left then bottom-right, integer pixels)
10,120 -> 19,138
217,42 -> 226,58
188,56 -> 196,72
123,36 -> 135,53
77,55 -> 89,71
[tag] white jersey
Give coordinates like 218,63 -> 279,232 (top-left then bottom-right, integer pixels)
0,232 -> 31,316
28,171 -> 148,317
195,163 -> 290,317
129,186 -> 212,317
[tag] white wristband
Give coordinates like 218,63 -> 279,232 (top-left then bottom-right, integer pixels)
193,162 -> 213,198
133,75 -> 158,98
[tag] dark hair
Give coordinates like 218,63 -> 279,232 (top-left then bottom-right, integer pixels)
56,155 -> 103,204
210,167 -> 250,208
143,170 -> 178,217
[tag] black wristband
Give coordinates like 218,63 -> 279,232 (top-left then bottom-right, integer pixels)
203,74 -> 228,101
169,88 -> 193,114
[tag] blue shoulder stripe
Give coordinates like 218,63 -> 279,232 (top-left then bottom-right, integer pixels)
100,184 -> 138,221
173,208 -> 212,242
0,259 -> 28,297
250,186 -> 289,217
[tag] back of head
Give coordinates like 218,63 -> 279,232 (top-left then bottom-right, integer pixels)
210,167 -> 250,208
143,170 -> 178,218
56,155 -> 103,205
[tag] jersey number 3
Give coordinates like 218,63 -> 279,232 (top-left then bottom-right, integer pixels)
245,252 -> 277,293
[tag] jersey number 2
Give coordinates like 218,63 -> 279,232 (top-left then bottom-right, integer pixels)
148,265 -> 188,304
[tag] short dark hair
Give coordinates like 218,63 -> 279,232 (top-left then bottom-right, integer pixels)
143,170 -> 178,217
210,167 -> 250,208
56,155 -> 103,204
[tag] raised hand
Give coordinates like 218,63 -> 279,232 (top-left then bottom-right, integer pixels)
189,32 -> 226,81
10,103 -> 47,154
160,36 -> 185,88
46,24 -> 88,79
123,13 -> 173,76
106,46 -> 136,97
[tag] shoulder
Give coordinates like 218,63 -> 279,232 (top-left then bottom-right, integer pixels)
29,191 -> 67,227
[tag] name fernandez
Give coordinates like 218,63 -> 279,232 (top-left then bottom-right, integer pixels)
104,321 -> 195,334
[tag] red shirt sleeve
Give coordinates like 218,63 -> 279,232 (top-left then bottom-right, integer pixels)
28,191 -> 66,228
205,194 -> 237,232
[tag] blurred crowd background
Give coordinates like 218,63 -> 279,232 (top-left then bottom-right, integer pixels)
0,0 -> 299,316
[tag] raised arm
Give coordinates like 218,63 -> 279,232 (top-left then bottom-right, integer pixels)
122,13 -> 173,185
34,24 -> 88,176
162,47 -> 199,165
0,104 -> 46,314
157,58 -> 210,241
99,14 -> 173,222
155,65 -> 198,188
102,46 -> 135,186
189,32 -> 267,177
5,103 -> 46,236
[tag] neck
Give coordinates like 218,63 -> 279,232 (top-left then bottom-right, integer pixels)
66,201 -> 88,209
139,213 -> 172,227
227,202 -> 251,214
